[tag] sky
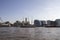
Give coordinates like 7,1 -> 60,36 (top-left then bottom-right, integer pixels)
0,0 -> 60,23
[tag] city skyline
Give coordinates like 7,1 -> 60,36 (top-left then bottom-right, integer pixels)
0,0 -> 60,23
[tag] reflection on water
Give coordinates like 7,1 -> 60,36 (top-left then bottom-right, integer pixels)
0,27 -> 60,40
0,27 -> 35,40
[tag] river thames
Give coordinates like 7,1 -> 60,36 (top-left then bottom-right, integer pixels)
0,27 -> 60,40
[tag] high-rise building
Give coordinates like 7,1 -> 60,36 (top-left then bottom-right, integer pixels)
25,18 -> 28,23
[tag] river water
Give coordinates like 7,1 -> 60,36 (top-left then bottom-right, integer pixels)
0,27 -> 60,40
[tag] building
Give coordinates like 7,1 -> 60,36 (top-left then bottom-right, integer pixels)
40,21 -> 47,27
34,20 -> 40,27
25,18 -> 28,23
46,20 -> 56,27
21,18 -> 30,27
34,20 -> 47,27
55,19 -> 60,27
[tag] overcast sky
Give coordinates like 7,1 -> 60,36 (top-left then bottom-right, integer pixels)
0,0 -> 60,23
